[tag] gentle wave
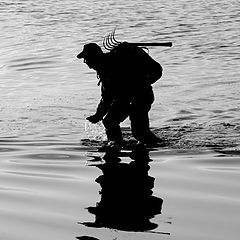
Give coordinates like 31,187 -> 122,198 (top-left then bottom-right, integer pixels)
0,135 -> 240,239
1,1 -> 240,239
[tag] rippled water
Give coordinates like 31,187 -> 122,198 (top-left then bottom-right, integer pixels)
1,0 -> 240,239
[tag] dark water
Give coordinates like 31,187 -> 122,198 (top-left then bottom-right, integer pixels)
1,0 -> 240,239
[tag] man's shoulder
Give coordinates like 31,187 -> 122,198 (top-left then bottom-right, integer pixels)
104,51 -> 116,61
101,52 -> 118,70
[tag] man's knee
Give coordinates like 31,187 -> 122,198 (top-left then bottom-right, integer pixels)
103,111 -> 128,128
102,115 -> 121,129
102,117 -> 112,128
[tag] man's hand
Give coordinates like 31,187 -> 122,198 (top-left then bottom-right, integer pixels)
86,114 -> 101,124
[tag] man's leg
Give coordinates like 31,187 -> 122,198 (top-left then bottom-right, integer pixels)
130,102 -> 152,142
130,87 -> 161,143
102,101 -> 130,143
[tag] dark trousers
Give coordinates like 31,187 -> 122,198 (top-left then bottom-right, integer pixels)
102,87 -> 154,142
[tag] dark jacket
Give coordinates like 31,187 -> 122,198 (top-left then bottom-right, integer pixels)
94,47 -> 162,119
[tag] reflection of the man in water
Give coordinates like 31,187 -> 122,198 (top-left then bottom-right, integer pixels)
81,145 -> 163,232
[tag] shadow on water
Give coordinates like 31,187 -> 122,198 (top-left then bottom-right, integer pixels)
77,145 -> 170,239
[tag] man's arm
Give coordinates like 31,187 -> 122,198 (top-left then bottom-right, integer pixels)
87,81 -> 113,123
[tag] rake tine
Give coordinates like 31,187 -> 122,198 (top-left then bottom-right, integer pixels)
106,34 -> 115,49
112,28 -> 121,45
103,29 -> 121,51
109,32 -> 115,47
102,36 -> 107,50
109,32 -> 119,48
103,35 -> 112,51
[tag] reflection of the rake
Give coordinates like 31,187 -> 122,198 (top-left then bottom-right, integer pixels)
103,29 -> 173,51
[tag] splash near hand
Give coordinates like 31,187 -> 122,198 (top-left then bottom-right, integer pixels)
85,120 -> 107,141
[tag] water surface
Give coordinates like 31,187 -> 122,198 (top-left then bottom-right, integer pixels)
1,0 -> 240,239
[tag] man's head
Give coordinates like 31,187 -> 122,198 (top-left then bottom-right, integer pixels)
77,43 -> 104,70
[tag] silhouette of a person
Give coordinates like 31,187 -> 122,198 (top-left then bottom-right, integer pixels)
77,42 -> 163,148
80,145 -> 164,232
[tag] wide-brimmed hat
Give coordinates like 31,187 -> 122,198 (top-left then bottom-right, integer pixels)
77,43 -> 102,59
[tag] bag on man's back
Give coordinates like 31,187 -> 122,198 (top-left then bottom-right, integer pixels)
110,42 -> 163,84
